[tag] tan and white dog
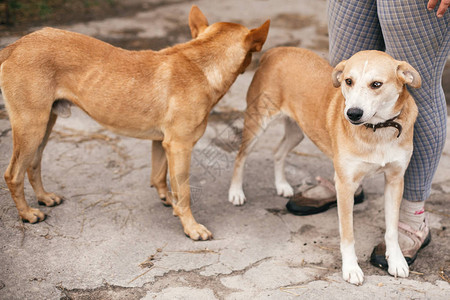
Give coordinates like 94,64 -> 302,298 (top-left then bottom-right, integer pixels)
0,6 -> 270,240
229,47 -> 420,284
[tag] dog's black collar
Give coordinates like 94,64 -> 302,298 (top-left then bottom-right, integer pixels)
364,115 -> 402,138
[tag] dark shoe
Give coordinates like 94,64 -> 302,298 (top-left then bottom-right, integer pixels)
286,177 -> 364,216
370,217 -> 431,270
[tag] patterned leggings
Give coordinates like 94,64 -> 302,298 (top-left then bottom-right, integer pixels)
328,0 -> 450,202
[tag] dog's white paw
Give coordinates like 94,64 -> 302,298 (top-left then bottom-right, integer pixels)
387,250 -> 409,278
275,181 -> 294,197
228,185 -> 246,206
342,263 -> 364,285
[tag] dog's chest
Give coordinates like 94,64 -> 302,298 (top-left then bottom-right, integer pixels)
358,142 -> 410,174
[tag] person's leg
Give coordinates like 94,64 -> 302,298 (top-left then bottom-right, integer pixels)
378,0 -> 450,205
371,0 -> 450,267
328,0 -> 384,66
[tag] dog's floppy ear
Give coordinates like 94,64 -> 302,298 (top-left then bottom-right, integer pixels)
189,5 -> 209,39
331,60 -> 347,88
397,61 -> 421,88
245,20 -> 270,52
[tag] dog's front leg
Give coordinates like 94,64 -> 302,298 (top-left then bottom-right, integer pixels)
163,140 -> 212,241
384,167 -> 409,278
335,172 -> 364,285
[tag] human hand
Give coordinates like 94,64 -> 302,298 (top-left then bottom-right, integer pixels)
428,0 -> 450,17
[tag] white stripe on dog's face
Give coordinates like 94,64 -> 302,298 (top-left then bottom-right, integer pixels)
340,55 -> 403,125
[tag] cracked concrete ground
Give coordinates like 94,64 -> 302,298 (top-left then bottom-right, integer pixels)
1,0 -> 449,299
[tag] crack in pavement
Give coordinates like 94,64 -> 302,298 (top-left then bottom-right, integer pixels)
56,256 -> 273,299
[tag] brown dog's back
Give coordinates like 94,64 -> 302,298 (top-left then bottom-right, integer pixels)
0,28 -> 178,138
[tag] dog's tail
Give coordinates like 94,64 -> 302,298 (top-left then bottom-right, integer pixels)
0,43 -> 16,88
0,45 -> 13,64
0,43 -> 16,68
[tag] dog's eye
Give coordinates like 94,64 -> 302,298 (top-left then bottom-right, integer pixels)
371,81 -> 383,89
345,78 -> 352,86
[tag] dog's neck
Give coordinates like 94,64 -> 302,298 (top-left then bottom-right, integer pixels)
177,39 -> 248,100
364,114 -> 403,138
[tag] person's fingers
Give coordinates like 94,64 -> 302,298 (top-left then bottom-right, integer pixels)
436,0 -> 450,17
427,0 -> 439,10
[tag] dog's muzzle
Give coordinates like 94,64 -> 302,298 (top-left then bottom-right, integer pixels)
347,107 -> 364,124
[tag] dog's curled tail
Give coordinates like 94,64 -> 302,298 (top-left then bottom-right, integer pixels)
0,44 -> 15,67
0,43 -> 17,88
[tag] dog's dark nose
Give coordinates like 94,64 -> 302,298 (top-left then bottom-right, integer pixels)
347,108 -> 364,122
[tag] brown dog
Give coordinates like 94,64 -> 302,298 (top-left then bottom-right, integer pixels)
229,48 -> 420,284
0,6 -> 270,240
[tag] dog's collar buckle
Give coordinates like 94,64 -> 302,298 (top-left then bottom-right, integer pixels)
364,116 -> 402,138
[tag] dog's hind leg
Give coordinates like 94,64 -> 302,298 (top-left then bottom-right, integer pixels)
4,107 -> 54,223
27,112 -> 63,207
228,92 -> 280,206
273,117 -> 304,197
150,140 -> 171,206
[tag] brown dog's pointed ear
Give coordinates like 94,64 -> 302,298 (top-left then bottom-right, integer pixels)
246,19 -> 270,52
189,5 -> 209,39
397,61 -> 421,88
331,60 -> 347,88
